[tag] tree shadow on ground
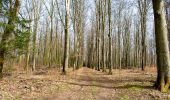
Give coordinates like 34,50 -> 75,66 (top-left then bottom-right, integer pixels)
63,68 -> 156,90
74,74 -> 155,85
59,80 -> 154,90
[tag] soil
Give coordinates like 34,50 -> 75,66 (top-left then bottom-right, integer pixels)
0,67 -> 170,100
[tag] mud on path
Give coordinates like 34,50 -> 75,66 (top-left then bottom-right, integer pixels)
0,67 -> 170,100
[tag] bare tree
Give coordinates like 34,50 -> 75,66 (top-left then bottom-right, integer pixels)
108,0 -> 112,74
32,0 -> 42,71
62,0 -> 70,74
152,0 -> 170,92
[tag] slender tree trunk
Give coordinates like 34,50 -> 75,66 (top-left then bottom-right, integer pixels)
32,0 -> 41,71
49,15 -> 53,67
49,1 -> 54,67
63,0 -> 70,74
97,0 -> 102,71
138,0 -> 147,71
73,0 -> 78,70
108,0 -> 112,74
32,16 -> 38,71
101,0 -> 106,72
43,20 -> 49,65
32,24 -> 37,71
25,47 -> 30,71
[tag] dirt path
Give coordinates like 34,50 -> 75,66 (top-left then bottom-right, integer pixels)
0,67 -> 170,100
44,68 -> 117,100
42,67 -> 169,100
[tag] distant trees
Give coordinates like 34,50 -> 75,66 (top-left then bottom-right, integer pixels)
85,0 -> 156,74
0,0 -> 161,80
88,0 -> 109,72
72,0 -> 85,70
137,0 -> 148,71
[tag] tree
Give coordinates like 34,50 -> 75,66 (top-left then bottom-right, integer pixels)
0,0 -> 20,77
32,0 -> 42,71
101,0 -> 107,72
152,0 -> 170,92
94,0 -> 101,71
63,0 -> 70,74
137,0 -> 148,71
43,0 -> 55,67
108,0 -> 112,74
24,0 -> 33,71
72,0 -> 85,70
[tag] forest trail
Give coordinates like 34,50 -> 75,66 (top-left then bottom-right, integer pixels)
0,67 -> 170,100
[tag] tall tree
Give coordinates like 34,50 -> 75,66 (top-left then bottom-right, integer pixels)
63,0 -> 70,74
24,0 -> 32,71
108,0 -> 112,74
0,0 -> 20,77
101,0 -> 107,72
152,0 -> 170,92
72,0 -> 85,70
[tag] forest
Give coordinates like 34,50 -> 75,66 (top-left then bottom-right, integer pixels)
0,0 -> 170,99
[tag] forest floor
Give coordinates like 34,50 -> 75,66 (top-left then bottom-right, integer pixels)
0,66 -> 170,100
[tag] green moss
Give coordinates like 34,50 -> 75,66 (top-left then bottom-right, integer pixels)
120,95 -> 129,100
91,81 -> 98,95
122,84 -> 144,91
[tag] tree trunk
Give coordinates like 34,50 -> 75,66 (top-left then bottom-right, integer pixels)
0,50 -> 4,78
152,0 -> 170,92
108,0 -> 112,74
0,0 -> 20,77
101,0 -> 106,72
63,0 -> 70,74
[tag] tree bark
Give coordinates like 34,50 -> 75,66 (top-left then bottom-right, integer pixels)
152,0 -> 170,92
